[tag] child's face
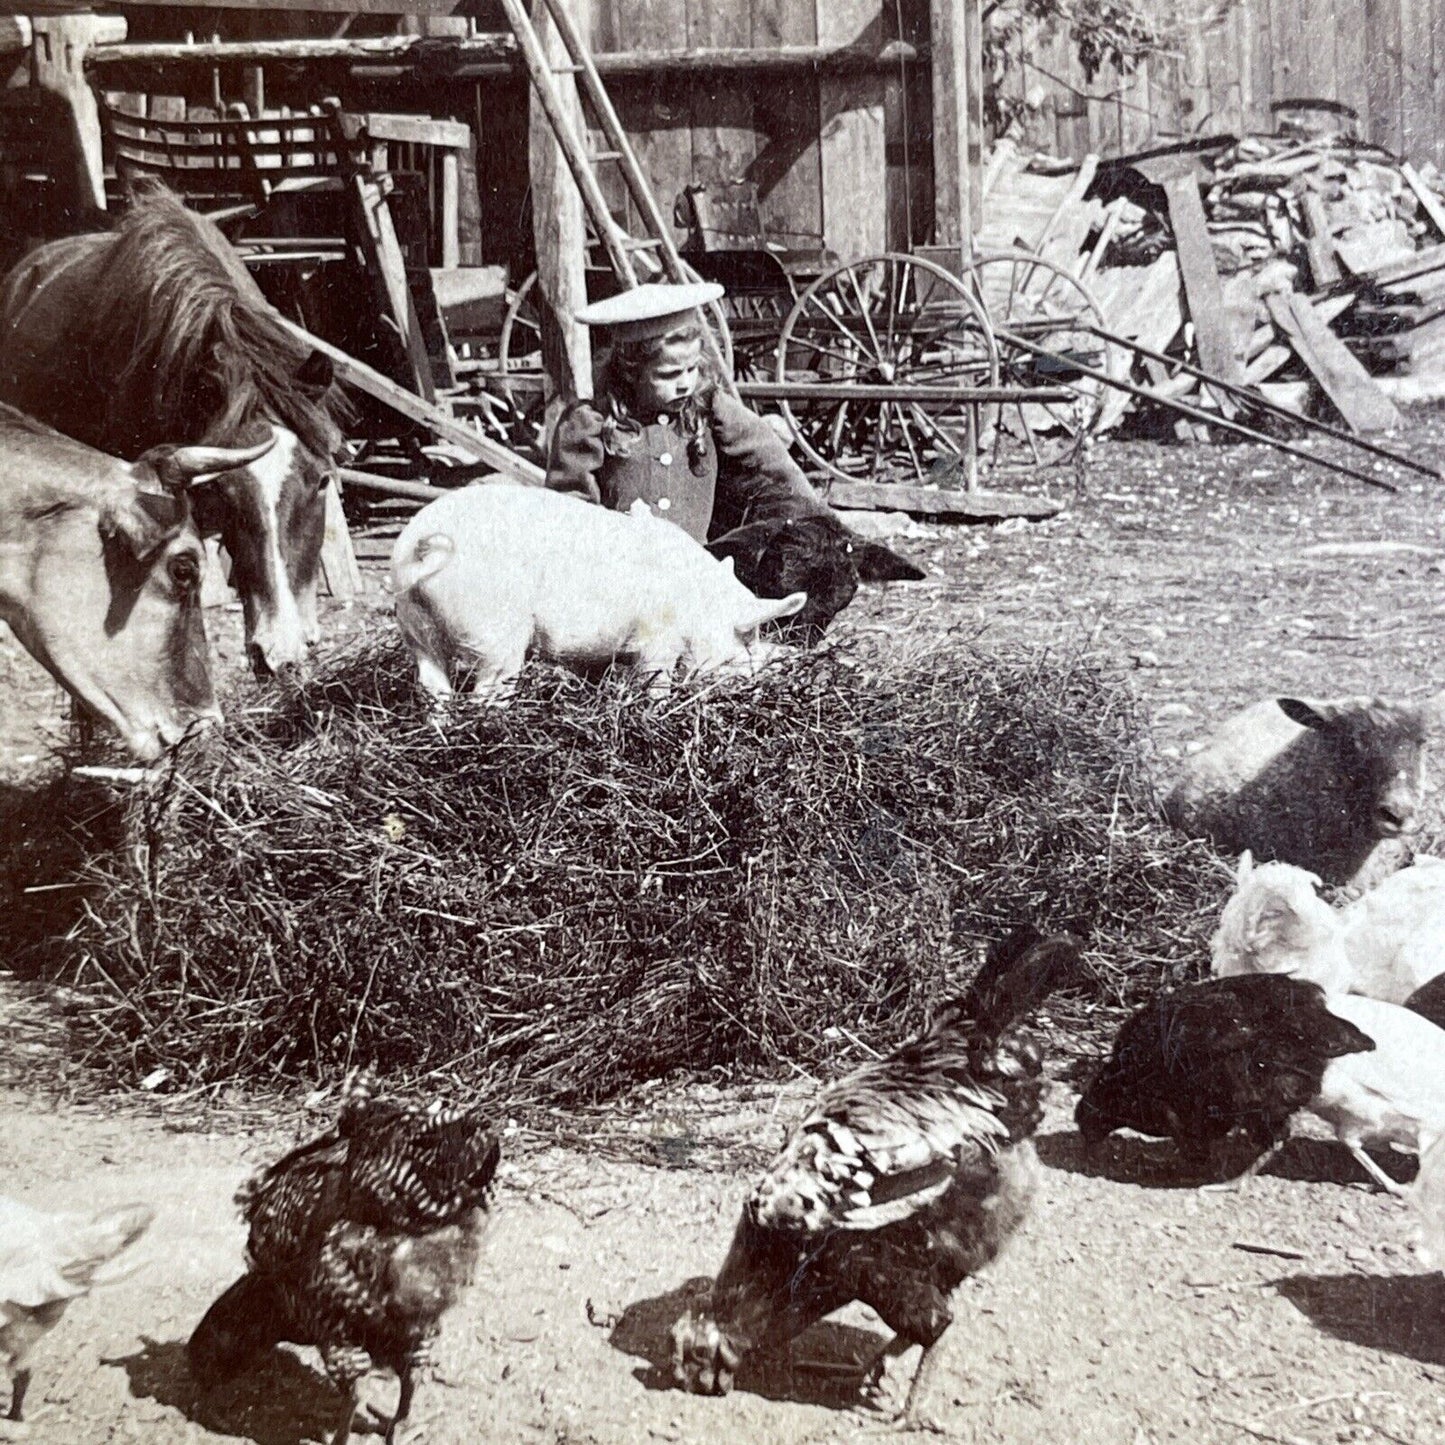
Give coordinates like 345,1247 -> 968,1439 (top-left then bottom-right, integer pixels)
635,336 -> 704,414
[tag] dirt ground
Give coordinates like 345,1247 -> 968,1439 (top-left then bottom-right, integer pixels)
3,415 -> 1445,1444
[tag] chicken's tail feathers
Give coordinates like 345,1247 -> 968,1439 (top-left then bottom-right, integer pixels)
952,929 -> 1085,1041
59,1202 -> 155,1286
188,1272 -> 288,1386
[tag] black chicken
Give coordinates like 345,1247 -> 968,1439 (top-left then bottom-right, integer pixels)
188,1079 -> 500,1445
1075,974 -> 1376,1182
671,928 -> 1081,1423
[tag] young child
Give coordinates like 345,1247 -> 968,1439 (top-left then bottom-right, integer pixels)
545,281 -> 836,544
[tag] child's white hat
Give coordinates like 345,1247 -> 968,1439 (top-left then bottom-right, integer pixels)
574,281 -> 725,342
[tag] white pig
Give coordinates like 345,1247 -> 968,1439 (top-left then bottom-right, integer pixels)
390,482 -> 808,702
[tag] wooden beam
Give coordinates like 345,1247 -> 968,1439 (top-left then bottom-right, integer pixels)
1162,172 -> 1242,383
360,112 -> 471,149
526,0 -> 590,408
30,15 -> 127,212
90,34 -> 513,65
930,0 -> 977,244
822,480 -> 1063,520
280,318 -> 545,485
1265,288 -> 1404,434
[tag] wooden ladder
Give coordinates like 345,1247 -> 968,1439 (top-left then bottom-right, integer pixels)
496,0 -> 735,389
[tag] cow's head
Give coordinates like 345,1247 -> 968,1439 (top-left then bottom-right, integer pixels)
5,439 -> 270,760
186,447 -> 333,677
708,514 -> 925,642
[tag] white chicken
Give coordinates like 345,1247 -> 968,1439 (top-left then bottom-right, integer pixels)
1213,852 -> 1445,1003
1309,995 -> 1445,1195
0,1197 -> 153,1435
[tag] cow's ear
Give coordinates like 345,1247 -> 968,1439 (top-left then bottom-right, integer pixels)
295,349 -> 335,396
853,539 -> 926,582
100,490 -> 187,561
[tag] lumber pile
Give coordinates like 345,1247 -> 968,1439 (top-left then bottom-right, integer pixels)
988,119 -> 1445,434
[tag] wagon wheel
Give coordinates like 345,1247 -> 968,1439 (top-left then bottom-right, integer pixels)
961,250 -> 1127,475
774,252 -> 999,486
499,265 -> 736,426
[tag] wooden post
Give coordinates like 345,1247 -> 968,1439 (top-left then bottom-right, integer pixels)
930,0 -> 983,244
29,14 -> 127,212
440,149 -> 461,268
528,0 -> 592,407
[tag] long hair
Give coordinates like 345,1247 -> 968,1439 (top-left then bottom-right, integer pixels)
594,321 -> 717,471
83,180 -> 348,457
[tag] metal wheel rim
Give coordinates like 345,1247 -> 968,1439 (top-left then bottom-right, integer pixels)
963,249 -> 1125,475
773,251 -> 1000,486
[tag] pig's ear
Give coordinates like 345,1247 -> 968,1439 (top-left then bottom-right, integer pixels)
736,590 -> 807,637
717,555 -> 737,577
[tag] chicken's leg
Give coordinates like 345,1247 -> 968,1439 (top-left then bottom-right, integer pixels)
900,1338 -> 950,1432
1349,1145 -> 1407,1196
329,1387 -> 357,1445
384,1366 -> 416,1445
7,1370 -> 28,1422
1201,1137 -> 1287,1194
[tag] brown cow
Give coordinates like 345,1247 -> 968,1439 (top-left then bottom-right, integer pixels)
0,404 -> 273,760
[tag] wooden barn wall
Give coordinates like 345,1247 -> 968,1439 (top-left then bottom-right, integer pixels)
1002,0 -> 1445,168
105,0 -> 936,266
587,0 -> 933,260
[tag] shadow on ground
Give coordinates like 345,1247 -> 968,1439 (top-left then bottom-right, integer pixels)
1275,1271 -> 1445,1365
609,1277 -> 889,1409
1036,1129 -> 1414,1192
110,1337 -> 346,1445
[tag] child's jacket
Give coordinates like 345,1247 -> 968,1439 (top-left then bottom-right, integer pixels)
546,388 -> 830,543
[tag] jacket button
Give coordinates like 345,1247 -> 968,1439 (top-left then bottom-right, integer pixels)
658,452 -> 673,466
657,497 -> 671,510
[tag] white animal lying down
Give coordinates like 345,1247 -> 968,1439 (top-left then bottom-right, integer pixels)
1212,852 -> 1445,1003
1310,994 -> 1445,1194
390,484 -> 807,702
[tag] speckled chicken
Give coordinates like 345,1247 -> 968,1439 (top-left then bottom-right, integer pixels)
671,929 -> 1081,1422
1075,974 -> 1376,1184
188,1080 -> 500,1445
0,1197 -> 153,1435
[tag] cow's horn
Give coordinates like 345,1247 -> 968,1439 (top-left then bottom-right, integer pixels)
149,437 -> 278,490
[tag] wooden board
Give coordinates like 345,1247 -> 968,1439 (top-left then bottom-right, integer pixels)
319,478 -> 362,599
821,480 -> 1063,520
1364,0 -> 1403,153
1162,172 -> 1242,383
281,319 -> 545,485
1301,191 -> 1342,287
1402,161 -> 1445,240
746,0 -> 820,247
816,0 -> 886,260
687,0 -> 755,192
1266,288 -> 1403,433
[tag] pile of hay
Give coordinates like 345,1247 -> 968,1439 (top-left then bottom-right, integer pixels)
15,634 -> 1229,1102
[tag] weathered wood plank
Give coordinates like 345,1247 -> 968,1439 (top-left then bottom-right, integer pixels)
930,0 -> 971,243
1162,171 -> 1242,381
822,480 -> 1063,519
1399,0 -> 1434,157
529,0 -> 591,403
1364,0 -> 1403,153
284,321 -> 545,484
816,0 -> 887,259
1402,161 -> 1445,239
687,0 -> 756,192
1266,288 -> 1404,433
